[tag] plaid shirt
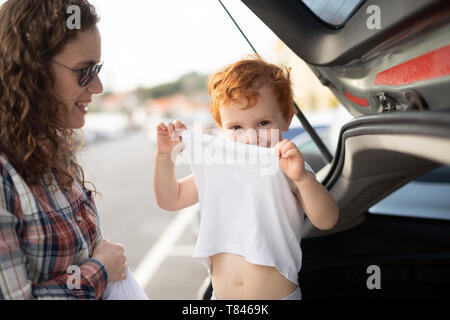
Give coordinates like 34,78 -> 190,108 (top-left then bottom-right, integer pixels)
0,152 -> 107,300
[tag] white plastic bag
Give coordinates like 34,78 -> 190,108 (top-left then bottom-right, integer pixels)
101,268 -> 149,300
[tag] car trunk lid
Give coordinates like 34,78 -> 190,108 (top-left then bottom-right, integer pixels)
241,0 -> 450,117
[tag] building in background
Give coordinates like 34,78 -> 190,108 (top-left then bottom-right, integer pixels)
273,40 -> 339,112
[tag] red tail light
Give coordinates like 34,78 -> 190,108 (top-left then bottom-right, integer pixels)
345,90 -> 370,107
375,44 -> 450,87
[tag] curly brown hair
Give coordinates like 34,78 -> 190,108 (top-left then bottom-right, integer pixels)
0,0 -> 99,192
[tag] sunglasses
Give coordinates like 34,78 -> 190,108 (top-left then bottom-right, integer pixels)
52,60 -> 103,87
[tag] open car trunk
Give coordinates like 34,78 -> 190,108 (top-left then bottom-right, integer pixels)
240,0 -> 450,299
303,111 -> 450,238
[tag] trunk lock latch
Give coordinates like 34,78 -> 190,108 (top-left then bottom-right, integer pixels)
376,93 -> 397,113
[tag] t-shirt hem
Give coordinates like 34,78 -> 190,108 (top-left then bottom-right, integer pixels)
193,245 -> 300,285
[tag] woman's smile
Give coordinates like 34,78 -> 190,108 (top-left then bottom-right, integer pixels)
75,101 -> 90,114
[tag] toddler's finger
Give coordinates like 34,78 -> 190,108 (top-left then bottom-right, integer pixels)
275,139 -> 286,154
283,148 -> 298,159
275,144 -> 282,157
174,121 -> 187,139
157,123 -> 167,131
167,123 -> 175,136
278,139 -> 291,156
174,120 -> 184,129
170,124 -> 183,141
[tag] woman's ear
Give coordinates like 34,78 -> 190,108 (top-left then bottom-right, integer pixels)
283,106 -> 295,132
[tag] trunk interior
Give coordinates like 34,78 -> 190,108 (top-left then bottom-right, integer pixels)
300,111 -> 450,299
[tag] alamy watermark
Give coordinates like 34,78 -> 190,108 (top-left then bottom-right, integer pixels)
66,4 -> 381,31
66,265 -> 81,290
366,265 -> 381,290
168,123 -> 283,176
366,5 -> 382,30
66,5 -> 81,30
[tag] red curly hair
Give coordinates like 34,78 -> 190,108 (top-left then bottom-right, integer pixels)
208,55 -> 294,128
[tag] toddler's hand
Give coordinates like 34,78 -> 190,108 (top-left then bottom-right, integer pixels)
275,139 -> 307,182
156,120 -> 187,155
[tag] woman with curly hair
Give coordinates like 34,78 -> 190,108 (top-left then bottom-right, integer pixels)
0,0 -> 139,299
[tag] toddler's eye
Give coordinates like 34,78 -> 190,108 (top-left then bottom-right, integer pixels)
258,121 -> 270,127
231,125 -> 242,131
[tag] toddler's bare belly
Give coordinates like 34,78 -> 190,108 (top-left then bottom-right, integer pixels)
210,253 -> 297,300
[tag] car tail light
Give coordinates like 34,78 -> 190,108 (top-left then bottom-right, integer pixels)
375,44 -> 450,87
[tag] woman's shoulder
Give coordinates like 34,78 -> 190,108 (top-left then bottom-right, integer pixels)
0,150 -> 12,174
0,150 -> 16,176
0,150 -> 19,193
0,151 -> 20,213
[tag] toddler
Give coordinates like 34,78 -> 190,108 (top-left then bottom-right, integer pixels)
153,56 -> 339,300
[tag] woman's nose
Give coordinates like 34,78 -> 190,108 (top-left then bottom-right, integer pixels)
87,75 -> 103,94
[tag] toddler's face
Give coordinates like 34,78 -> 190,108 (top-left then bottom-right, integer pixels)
219,84 -> 293,148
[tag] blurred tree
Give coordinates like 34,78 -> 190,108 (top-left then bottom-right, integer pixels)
136,72 -> 208,103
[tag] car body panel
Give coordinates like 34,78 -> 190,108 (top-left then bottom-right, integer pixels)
242,0 -> 450,117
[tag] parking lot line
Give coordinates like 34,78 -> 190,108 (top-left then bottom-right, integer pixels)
134,204 -> 199,288
169,245 -> 196,256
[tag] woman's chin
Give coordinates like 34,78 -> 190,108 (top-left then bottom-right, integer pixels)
67,118 -> 86,130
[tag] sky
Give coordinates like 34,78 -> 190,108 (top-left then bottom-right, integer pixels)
86,0 -> 280,92
0,0 -> 280,93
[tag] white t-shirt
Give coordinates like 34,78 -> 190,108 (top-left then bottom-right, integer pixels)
180,131 -> 315,285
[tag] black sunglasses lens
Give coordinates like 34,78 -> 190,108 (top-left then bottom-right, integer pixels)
79,64 -> 103,87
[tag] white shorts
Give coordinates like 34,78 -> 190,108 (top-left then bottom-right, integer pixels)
210,286 -> 302,300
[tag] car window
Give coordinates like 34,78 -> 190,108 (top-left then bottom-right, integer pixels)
301,0 -> 366,27
285,121 -> 332,173
285,105 -> 352,172
369,166 -> 450,221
